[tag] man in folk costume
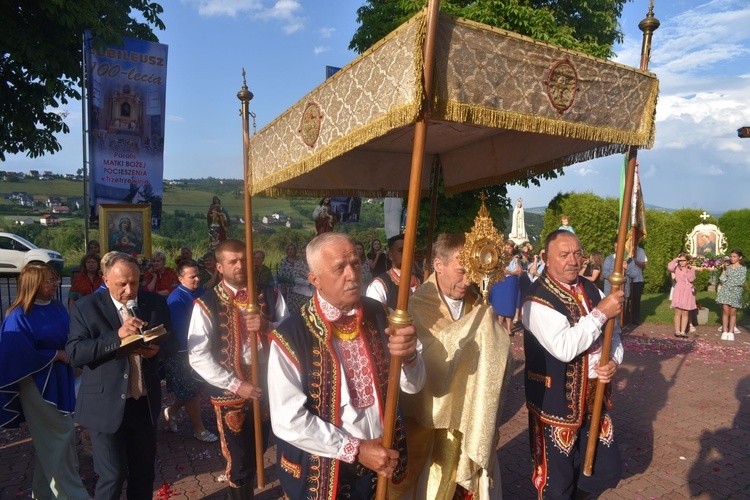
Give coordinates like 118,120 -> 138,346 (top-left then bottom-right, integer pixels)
188,239 -> 288,499
390,233 -> 512,499
521,230 -> 625,499
366,234 -> 420,311
267,232 -> 426,498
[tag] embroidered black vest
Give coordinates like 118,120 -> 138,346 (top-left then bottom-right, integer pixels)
373,271 -> 399,311
270,296 -> 409,499
522,272 -> 604,428
196,282 -> 273,405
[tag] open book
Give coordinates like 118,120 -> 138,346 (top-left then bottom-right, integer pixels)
116,324 -> 168,358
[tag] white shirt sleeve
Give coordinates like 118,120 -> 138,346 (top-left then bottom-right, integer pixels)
522,301 -> 603,363
365,279 -> 388,307
522,294 -> 624,378
268,331 -> 425,459
272,292 -> 290,330
268,341 -> 352,459
187,303 -> 241,392
400,340 -> 425,394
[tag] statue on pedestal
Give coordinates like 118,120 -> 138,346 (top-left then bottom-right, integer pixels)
509,197 -> 528,245
207,196 -> 230,250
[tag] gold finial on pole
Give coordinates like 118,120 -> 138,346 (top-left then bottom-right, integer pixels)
638,1 -> 660,71
237,69 -> 265,489
237,68 -> 254,103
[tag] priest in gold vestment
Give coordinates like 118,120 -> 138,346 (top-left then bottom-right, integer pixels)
390,233 -> 513,499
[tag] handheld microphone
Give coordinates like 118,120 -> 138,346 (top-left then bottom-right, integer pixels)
126,299 -> 139,319
126,299 -> 142,334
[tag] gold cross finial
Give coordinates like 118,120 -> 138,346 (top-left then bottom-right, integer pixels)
479,192 -> 487,202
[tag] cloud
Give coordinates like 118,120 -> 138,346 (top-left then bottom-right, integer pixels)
167,115 -> 186,122
255,0 -> 304,34
313,46 -> 331,55
319,27 -> 335,39
184,0 -> 304,33
704,165 -> 725,176
574,167 -> 597,176
184,0 -> 263,17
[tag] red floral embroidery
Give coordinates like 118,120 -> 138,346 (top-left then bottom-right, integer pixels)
340,337 -> 375,409
338,436 -> 361,464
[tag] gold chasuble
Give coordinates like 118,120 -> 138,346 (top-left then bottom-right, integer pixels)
390,273 -> 512,499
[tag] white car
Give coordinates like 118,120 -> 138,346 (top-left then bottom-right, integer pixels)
0,232 -> 64,275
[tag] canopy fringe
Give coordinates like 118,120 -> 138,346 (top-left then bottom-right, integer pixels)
443,143 -> 629,195
434,93 -> 658,148
251,102 -> 422,195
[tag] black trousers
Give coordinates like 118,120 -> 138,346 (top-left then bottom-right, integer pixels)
529,410 -> 621,499
89,396 -> 157,500
214,402 -> 271,489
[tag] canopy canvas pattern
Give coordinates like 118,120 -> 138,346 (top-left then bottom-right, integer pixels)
248,10 -> 658,197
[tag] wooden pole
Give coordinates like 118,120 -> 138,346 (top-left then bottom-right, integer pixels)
375,1 -> 441,498
237,70 -> 265,488
583,3 -> 658,477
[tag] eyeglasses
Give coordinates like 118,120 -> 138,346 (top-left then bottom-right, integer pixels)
45,278 -> 60,285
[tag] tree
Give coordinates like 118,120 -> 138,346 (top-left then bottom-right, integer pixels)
350,0 -> 627,240
351,0 -> 627,59
0,0 -> 165,161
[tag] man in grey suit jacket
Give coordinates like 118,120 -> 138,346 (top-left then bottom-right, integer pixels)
67,252 -> 175,500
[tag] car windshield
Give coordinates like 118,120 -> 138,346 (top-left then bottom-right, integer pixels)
10,235 -> 38,249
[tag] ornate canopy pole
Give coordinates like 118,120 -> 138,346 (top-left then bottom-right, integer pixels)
584,3 -> 659,477
237,70 -> 265,488
376,0 -> 441,498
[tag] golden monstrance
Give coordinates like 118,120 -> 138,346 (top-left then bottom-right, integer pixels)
458,194 -> 512,304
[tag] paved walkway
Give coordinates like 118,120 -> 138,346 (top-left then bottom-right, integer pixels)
1,323 -> 748,499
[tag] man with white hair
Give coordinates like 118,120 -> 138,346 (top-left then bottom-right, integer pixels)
268,232 -> 425,498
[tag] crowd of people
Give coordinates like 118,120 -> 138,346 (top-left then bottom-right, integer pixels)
0,222 -> 746,499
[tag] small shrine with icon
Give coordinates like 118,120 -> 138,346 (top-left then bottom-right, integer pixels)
685,212 -> 727,258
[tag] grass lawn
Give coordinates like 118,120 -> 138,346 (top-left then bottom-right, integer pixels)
640,291 -> 746,327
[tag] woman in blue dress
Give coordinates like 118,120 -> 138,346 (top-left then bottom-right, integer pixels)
0,263 -> 88,498
489,241 -> 523,335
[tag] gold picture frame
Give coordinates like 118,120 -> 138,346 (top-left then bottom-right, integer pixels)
99,203 -> 152,258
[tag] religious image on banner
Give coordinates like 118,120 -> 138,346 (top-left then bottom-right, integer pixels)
330,197 -> 361,223
86,33 -> 168,229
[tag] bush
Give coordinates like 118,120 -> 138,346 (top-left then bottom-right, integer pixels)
718,209 -> 750,255
542,191 -> 619,255
693,268 -> 712,293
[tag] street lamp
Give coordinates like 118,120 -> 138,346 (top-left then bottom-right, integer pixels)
738,126 -> 750,138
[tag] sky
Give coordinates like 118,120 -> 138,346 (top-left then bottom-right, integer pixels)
4,0 -> 750,215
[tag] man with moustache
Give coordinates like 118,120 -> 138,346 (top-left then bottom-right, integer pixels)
67,252 -> 175,499
188,239 -> 288,499
267,232 -> 425,498
390,233 -> 512,499
522,230 -> 625,499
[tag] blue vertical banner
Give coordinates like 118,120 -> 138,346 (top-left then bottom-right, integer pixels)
86,35 -> 168,229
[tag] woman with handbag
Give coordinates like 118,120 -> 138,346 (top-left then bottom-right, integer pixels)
668,252 -> 697,338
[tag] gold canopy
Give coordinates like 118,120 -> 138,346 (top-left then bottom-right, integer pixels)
248,10 -> 658,197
